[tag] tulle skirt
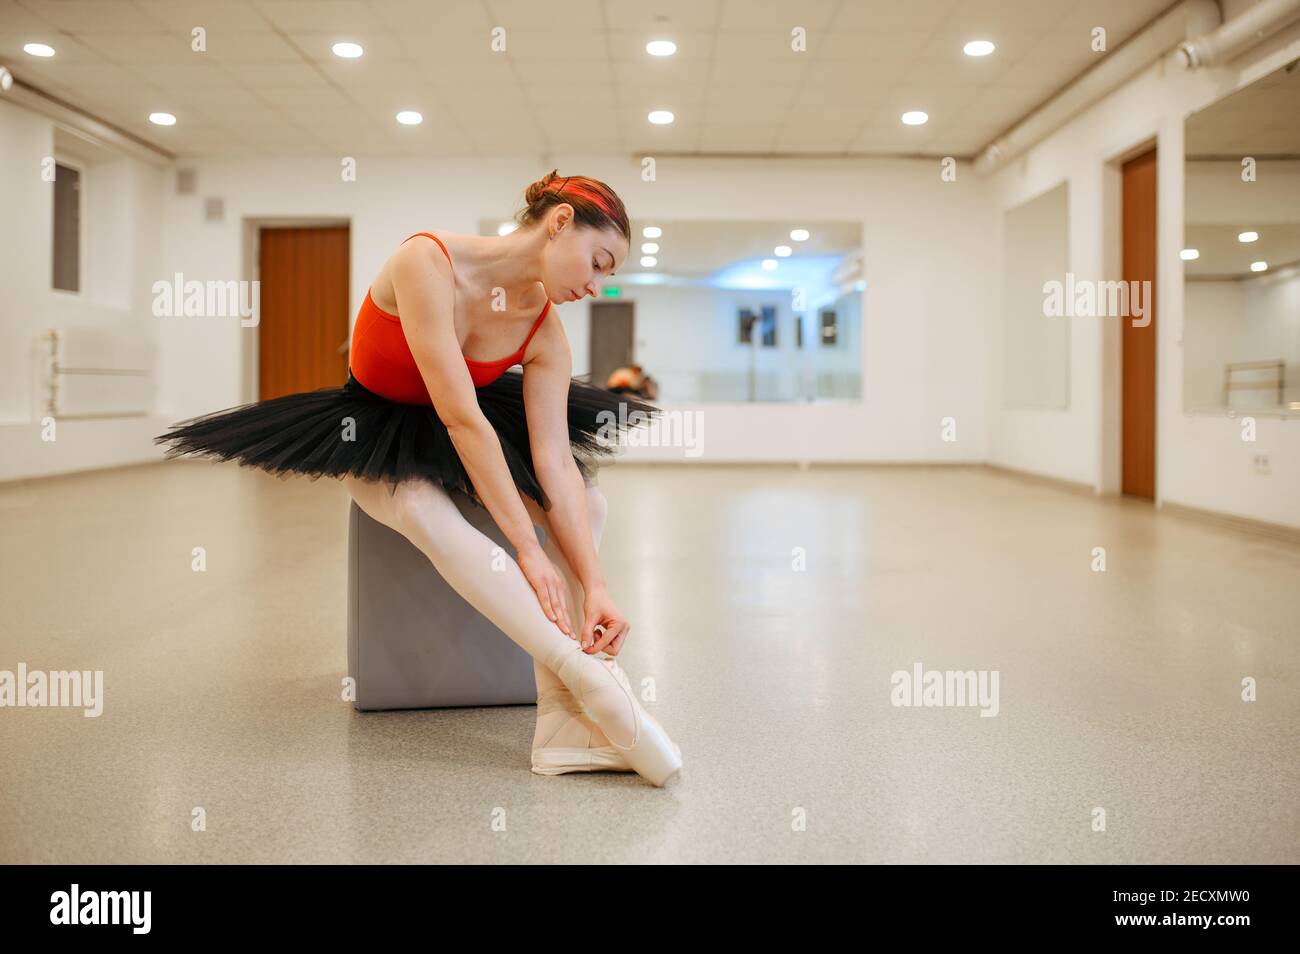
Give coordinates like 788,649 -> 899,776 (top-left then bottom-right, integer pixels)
152,369 -> 661,511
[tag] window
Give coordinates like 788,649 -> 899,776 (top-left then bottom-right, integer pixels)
52,161 -> 81,292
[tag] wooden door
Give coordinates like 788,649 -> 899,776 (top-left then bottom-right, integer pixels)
257,226 -> 350,399
1121,150 -> 1157,499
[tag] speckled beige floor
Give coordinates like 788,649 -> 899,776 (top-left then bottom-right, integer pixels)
1,460 -> 1296,863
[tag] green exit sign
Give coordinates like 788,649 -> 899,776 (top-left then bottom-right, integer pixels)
601,286 -> 621,297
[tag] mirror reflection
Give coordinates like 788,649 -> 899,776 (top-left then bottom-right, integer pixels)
1183,61 -> 1300,415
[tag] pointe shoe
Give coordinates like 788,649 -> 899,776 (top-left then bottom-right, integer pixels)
530,675 -> 681,776
547,645 -> 683,786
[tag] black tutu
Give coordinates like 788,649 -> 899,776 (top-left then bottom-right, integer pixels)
152,369 -> 661,511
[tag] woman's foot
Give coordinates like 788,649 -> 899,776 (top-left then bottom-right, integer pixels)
541,648 -> 683,786
530,660 -> 682,776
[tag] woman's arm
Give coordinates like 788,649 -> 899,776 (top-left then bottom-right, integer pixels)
389,238 -> 574,634
522,317 -> 605,595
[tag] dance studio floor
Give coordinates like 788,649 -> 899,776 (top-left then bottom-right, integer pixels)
2,460 -> 1297,864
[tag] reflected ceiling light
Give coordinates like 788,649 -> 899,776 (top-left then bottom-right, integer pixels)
640,256 -> 657,267
1237,230 -> 1259,243
23,43 -> 55,57
901,110 -> 928,125
646,40 -> 677,56
963,40 -> 995,57
1250,261 -> 1268,272
641,242 -> 659,254
149,112 -> 176,126
643,226 -> 662,238
0,67 -> 13,91
332,41 -> 363,58
761,259 -> 778,270
648,109 -> 674,124
396,110 -> 422,125
1179,248 -> 1199,260
790,228 -> 809,241
774,245 -> 792,257
497,222 -> 517,236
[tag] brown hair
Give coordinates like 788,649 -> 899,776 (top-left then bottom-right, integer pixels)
519,169 -> 630,244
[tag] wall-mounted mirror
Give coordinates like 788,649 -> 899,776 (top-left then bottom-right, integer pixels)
482,217 -> 864,402
1183,60 -> 1300,416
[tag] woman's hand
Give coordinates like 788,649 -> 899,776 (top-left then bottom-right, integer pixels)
581,584 -> 630,656
516,542 -> 574,638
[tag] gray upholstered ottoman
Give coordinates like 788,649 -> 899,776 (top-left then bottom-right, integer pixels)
346,488 -> 543,711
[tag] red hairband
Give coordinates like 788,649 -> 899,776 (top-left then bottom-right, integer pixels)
545,176 -> 612,216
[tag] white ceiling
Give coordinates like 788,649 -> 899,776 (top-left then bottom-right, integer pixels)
1,0 -> 1175,159
1185,59 -> 1300,157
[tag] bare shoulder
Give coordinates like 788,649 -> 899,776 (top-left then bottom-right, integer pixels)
374,234 -> 452,312
522,302 -> 571,372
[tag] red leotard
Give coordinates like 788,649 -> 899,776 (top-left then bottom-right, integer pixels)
349,232 -> 551,403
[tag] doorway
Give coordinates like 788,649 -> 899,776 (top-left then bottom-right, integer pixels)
255,224 -> 350,400
1121,148 -> 1157,499
589,300 -> 635,387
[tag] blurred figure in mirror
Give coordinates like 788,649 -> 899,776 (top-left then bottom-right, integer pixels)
605,363 -> 657,400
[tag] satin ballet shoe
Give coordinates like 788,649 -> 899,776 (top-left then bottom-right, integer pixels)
546,644 -> 683,787
530,680 -> 681,776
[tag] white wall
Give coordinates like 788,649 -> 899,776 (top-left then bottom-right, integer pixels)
155,155 -> 995,465
0,99 -> 166,482
989,23 -> 1300,529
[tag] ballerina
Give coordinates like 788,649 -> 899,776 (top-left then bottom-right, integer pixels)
155,171 -> 682,786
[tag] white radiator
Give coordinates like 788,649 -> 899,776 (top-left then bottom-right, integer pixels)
41,329 -> 155,418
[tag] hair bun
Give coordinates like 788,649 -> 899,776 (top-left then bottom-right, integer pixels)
525,169 -> 561,205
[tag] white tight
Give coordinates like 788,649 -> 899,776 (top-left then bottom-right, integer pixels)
342,474 -> 636,747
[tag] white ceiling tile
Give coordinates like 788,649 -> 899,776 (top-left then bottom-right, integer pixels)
134,0 -> 272,33
500,30 -> 610,60
829,0 -> 962,32
367,0 -> 494,32
602,0 -> 721,30
21,0 -> 170,32
719,0 -> 841,31
76,32 -> 202,64
198,32 -> 309,64
514,59 -> 614,85
251,0 -> 387,32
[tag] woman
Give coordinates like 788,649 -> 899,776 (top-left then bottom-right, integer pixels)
154,171 -> 682,786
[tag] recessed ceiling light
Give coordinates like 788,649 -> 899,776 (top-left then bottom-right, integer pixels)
790,228 -> 809,241
648,109 -> 674,125
1237,230 -> 1259,243
963,40 -> 995,57
396,110 -> 422,125
643,226 -> 662,238
149,112 -> 176,126
774,245 -> 791,257
1250,260 -> 1268,272
640,256 -> 657,267
24,43 -> 55,57
761,259 -> 778,270
642,242 -> 659,254
646,40 -> 676,57
332,41 -> 363,58
0,66 -> 12,91
901,110 -> 928,125
497,222 -> 517,236
1179,248 -> 1199,260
